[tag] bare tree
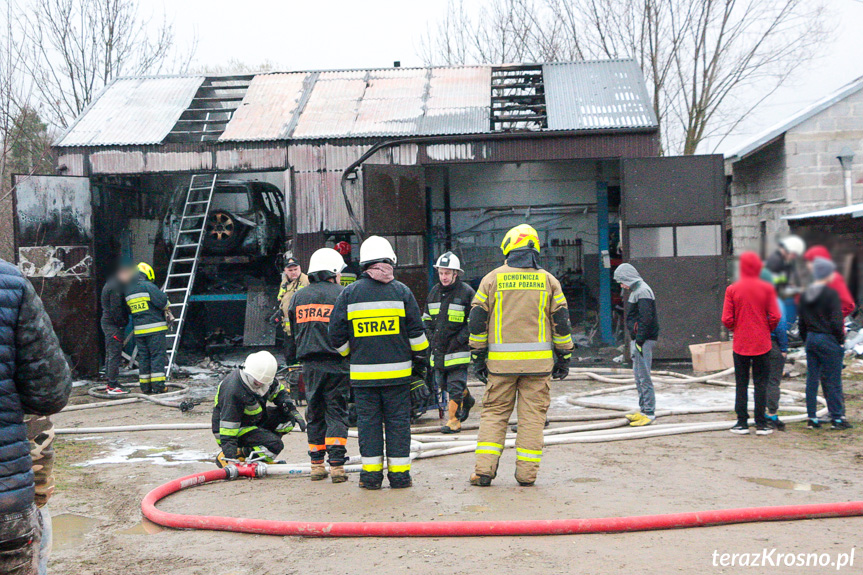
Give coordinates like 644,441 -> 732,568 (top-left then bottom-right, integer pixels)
421,0 -> 829,155
20,0 -> 195,128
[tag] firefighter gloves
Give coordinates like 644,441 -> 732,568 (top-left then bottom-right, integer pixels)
471,349 -> 489,384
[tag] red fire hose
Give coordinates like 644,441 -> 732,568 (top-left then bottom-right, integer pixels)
142,465 -> 863,537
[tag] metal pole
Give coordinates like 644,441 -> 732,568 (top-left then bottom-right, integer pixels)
843,166 -> 853,206
596,181 -> 614,344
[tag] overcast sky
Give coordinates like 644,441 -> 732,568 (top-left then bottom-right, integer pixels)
158,0 -> 863,155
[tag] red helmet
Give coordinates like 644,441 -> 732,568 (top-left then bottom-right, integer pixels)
334,241 -> 352,256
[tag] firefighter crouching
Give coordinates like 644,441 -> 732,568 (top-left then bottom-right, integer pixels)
329,236 -> 429,490
213,351 -> 306,467
286,248 -> 351,483
125,262 -> 170,394
424,251 -> 476,434
469,224 -> 574,487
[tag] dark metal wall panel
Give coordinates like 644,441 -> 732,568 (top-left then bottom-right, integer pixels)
293,231 -> 326,270
622,155 -> 726,226
363,165 -> 426,234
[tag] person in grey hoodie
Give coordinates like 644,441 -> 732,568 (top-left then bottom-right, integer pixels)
613,264 -> 659,426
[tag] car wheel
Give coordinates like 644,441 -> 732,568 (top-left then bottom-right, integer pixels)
204,210 -> 244,254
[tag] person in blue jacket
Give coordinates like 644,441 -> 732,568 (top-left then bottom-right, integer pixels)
761,269 -> 788,430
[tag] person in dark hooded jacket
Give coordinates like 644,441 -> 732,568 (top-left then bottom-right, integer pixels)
0,260 -> 71,575
800,257 -> 851,430
722,252 -> 781,436
613,263 -> 658,426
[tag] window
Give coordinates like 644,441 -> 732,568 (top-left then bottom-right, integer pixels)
211,187 -> 251,213
628,224 -> 722,258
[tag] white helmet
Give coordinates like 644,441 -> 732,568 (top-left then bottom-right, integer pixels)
434,251 -> 463,273
780,235 -> 806,257
359,235 -> 397,266
308,248 -> 345,276
243,351 -> 278,385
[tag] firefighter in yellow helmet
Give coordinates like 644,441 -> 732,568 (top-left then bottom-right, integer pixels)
125,262 -> 170,394
468,224 -> 574,487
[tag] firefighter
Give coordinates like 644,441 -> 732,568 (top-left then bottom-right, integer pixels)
213,351 -> 306,467
277,256 -> 309,336
334,241 -> 362,287
329,236 -> 429,489
469,224 -> 574,487
125,262 -> 170,394
423,251 -> 476,434
286,248 -> 351,483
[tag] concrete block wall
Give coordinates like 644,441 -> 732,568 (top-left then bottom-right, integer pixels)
729,139 -> 786,253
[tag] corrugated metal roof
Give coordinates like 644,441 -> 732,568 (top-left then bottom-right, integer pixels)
55,76 -> 204,146
543,60 -> 657,131
56,60 -> 658,147
783,203 -> 863,220
727,75 -> 863,162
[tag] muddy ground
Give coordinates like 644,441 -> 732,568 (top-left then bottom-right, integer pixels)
47,371 -> 863,575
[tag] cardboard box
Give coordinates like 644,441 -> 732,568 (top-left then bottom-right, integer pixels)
689,341 -> 733,373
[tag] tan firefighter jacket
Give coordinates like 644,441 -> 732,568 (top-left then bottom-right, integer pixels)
278,272 -> 309,335
469,264 -> 573,375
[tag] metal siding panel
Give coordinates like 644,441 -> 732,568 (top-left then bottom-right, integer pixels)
219,73 -> 308,141
56,76 -> 204,146
56,151 -> 86,176
214,144 -> 287,171
544,61 -> 658,131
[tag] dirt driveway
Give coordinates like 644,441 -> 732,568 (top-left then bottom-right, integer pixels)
47,376 -> 863,575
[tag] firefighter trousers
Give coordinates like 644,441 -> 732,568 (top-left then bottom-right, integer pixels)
135,331 -> 166,394
474,373 -> 550,484
304,363 -> 350,465
223,407 -> 293,462
354,384 -> 412,487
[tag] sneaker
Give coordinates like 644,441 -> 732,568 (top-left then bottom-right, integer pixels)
766,415 -> 786,432
831,419 -> 853,431
806,419 -> 822,429
729,423 -> 750,435
625,413 -> 641,421
755,424 -> 773,436
629,413 -> 655,427
105,385 -> 128,396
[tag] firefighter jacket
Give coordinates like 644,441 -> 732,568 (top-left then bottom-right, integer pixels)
211,368 -> 291,458
278,272 -> 309,335
329,273 -> 429,387
287,279 -> 348,371
124,272 -> 169,336
340,260 -> 362,287
469,263 -> 573,376
423,279 -> 475,371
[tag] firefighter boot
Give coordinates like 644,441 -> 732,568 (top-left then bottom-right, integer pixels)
440,400 -> 462,434
458,390 -> 475,422
330,465 -> 348,483
310,462 -> 329,481
469,474 -> 493,487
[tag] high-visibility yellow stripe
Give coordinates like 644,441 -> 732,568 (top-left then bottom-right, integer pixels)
238,426 -> 257,436
495,292 -> 503,344
538,292 -> 547,342
350,368 -> 412,380
134,325 -> 168,335
488,350 -> 554,361
553,334 -> 573,345
476,442 -> 502,455
517,454 -> 542,462
518,448 -> 542,454
336,342 -> 350,357
150,376 -> 166,383
268,383 -> 285,401
469,333 -> 488,343
475,291 -> 488,303
389,464 -> 410,473
126,297 -> 149,305
347,308 -> 406,320
219,427 -> 240,437
554,292 -> 566,303
244,405 -> 263,416
409,334 -> 429,351
362,464 -> 384,472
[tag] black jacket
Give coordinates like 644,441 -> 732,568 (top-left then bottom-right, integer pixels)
624,284 -> 659,346
0,261 -> 72,513
100,276 -> 128,327
287,279 -> 348,371
125,272 -> 169,336
423,279 -> 474,371
799,284 -> 845,345
329,273 -> 428,387
211,369 -> 292,459
339,260 -> 362,287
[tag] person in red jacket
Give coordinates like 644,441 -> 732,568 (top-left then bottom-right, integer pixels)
722,252 -> 782,436
804,246 -> 856,318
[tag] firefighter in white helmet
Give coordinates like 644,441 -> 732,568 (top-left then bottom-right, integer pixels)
423,251 -> 476,434
329,236 -> 429,489
212,350 -> 306,468
468,224 -> 574,487
765,234 -> 807,323
285,248 -> 351,483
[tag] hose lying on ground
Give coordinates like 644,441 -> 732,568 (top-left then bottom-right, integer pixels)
61,384 -> 191,412
141,463 -> 863,537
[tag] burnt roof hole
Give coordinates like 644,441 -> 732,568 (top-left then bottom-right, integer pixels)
163,76 -> 254,144
490,64 -> 547,132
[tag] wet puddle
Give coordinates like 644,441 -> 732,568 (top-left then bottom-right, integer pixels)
119,518 -> 164,535
77,442 -> 211,467
52,514 -> 99,551
744,477 -> 829,491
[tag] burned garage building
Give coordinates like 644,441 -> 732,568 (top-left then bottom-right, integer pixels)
24,59 -> 727,375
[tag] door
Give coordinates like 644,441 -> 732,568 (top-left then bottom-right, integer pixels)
363,165 -> 429,304
14,174 -> 100,376
621,155 -> 726,360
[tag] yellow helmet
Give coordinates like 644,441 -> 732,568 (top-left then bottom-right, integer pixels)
500,224 -> 540,256
137,262 -> 155,281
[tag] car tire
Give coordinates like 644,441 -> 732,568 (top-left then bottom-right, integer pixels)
203,210 -> 244,254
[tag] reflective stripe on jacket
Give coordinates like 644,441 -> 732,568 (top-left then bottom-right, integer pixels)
125,273 -> 169,336
469,264 -> 573,375
423,279 -> 475,371
278,273 -> 310,335
328,274 -> 428,387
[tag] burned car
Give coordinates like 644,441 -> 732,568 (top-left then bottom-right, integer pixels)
162,180 -> 286,257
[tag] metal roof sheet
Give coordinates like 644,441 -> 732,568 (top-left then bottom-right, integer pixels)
543,60 -> 657,131
727,75 -> 863,162
783,203 -> 863,220
55,76 -> 204,146
219,73 -> 308,141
